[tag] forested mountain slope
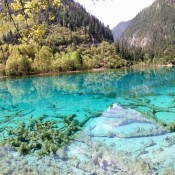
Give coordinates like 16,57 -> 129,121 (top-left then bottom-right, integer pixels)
54,0 -> 113,42
1,0 -> 113,45
0,0 -> 127,76
112,21 -> 131,42
119,0 -> 175,62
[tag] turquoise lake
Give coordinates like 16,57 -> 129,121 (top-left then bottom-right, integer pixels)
1,68 -> 175,174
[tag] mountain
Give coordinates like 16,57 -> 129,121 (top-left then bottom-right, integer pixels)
49,0 -> 113,43
0,0 -> 125,76
112,20 -> 131,42
119,0 -> 175,61
1,0 -> 113,44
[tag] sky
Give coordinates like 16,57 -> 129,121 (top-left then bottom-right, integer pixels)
75,0 -> 155,29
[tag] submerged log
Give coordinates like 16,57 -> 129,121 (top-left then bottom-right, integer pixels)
125,96 -> 175,113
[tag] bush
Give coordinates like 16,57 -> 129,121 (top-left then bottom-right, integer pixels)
0,44 -> 10,64
70,51 -> 82,70
19,43 -> 39,60
18,56 -> 32,75
0,50 -> 4,63
53,51 -> 83,72
52,53 -> 65,71
0,64 -> 6,76
5,47 -> 31,76
34,46 -> 53,72
82,55 -> 94,69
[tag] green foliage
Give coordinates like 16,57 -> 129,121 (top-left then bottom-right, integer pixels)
53,0 -> 113,42
5,46 -> 32,76
1,41 -> 128,77
0,64 -> 6,76
119,0 -> 175,64
80,42 -> 127,69
81,55 -> 94,69
19,43 -> 39,60
34,46 -> 53,72
18,56 -> 32,75
53,51 -> 82,71
0,113 -> 101,155
1,30 -> 19,44
41,25 -> 89,52
0,0 -> 116,76
0,115 -> 77,155
0,0 -> 61,42
0,0 -> 113,44
71,51 -> 82,68
0,44 -> 11,64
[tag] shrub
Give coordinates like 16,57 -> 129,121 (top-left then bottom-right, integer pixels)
0,64 -> 6,76
34,46 -> 53,72
19,43 -> 39,60
53,51 -> 83,72
70,51 -> 82,70
5,47 -> 31,76
82,55 -> 94,69
52,53 -> 65,71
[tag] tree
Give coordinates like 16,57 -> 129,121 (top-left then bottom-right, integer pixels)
5,47 -> 32,75
34,46 -> 53,72
0,0 -> 61,42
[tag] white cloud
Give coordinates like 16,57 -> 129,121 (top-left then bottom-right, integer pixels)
75,0 -> 155,29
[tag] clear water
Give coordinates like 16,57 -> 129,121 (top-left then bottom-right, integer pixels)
1,68 -> 175,174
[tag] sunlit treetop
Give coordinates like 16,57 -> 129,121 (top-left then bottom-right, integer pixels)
0,0 -> 61,43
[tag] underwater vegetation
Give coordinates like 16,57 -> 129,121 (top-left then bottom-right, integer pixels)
120,96 -> 175,132
0,113 -> 101,156
0,133 -> 161,175
1,68 -> 175,174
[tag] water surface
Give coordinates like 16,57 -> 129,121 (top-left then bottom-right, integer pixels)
1,68 -> 175,174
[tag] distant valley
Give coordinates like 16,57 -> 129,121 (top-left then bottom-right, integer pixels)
112,20 -> 131,42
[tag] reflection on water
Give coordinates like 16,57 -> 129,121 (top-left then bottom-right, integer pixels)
1,68 -> 175,174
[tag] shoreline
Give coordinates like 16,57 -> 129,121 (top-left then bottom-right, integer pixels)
132,63 -> 175,68
0,68 -> 111,80
0,64 -> 174,79
157,63 -> 174,67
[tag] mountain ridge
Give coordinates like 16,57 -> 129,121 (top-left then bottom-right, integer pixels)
112,20 -> 131,42
0,0 -> 113,44
119,0 -> 175,61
